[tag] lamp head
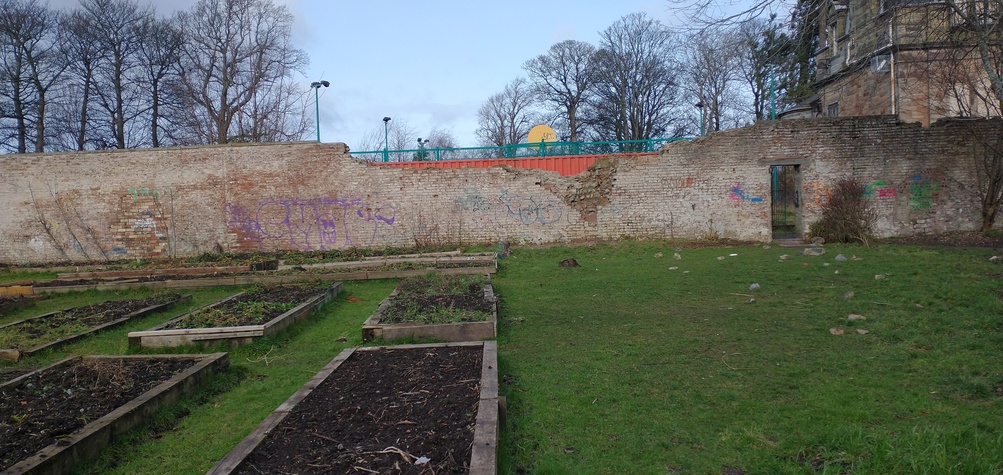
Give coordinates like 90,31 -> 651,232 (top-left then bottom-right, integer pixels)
320,80 -> 330,87
310,81 -> 321,88
383,117 -> 391,123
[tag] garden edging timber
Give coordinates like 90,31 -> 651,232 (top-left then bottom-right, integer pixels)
207,341 -> 499,475
1,353 -> 229,475
362,281 -> 497,343
127,283 -> 341,348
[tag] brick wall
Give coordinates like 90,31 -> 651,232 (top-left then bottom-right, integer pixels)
0,116 -> 998,264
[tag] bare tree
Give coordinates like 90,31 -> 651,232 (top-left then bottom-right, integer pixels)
476,77 -> 536,146
135,15 -> 182,148
685,27 -> 747,133
0,0 -> 65,153
171,0 -> 308,145
523,40 -> 596,142
79,0 -> 152,149
585,12 -> 684,142
58,9 -> 104,151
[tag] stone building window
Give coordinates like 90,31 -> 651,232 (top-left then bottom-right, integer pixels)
827,102 -> 840,117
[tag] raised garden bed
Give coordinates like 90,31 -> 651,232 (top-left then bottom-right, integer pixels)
0,293 -> 189,362
30,257 -> 496,294
0,352 -> 229,474
209,341 -> 499,475
128,283 -> 341,348
363,274 -> 497,343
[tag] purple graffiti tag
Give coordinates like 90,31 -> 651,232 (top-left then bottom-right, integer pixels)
728,183 -> 764,204
226,197 -> 397,251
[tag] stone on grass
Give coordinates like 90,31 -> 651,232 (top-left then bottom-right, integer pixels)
655,252 -> 663,258
673,252 -> 682,260
779,254 -> 789,261
856,329 -> 870,335
717,256 -> 726,260
844,291 -> 855,299
829,328 -> 844,335
749,283 -> 761,291
875,274 -> 886,280
835,254 -> 847,262
847,313 -> 866,321
803,247 -> 825,256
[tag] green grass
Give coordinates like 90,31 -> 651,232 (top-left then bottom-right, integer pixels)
1,241 -> 1001,474
493,241 -> 1002,474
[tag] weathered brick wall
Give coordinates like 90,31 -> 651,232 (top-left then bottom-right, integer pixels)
0,116 -> 998,264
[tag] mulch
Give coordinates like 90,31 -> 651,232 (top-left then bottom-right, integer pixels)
0,357 -> 196,470
235,345 -> 483,475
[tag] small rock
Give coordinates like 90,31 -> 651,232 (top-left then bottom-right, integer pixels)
729,253 -> 738,257
763,245 -> 771,250
835,254 -> 847,262
990,255 -> 1000,262
856,329 -> 870,335
669,266 -> 679,270
717,256 -> 726,260
415,456 -> 431,465
875,274 -> 886,280
655,252 -> 663,258
823,263 -> 830,267
749,283 -> 761,291
844,291 -> 855,299
748,298 -> 756,303
683,270 -> 690,274
802,247 -> 825,256
674,247 -> 683,252
851,255 -> 862,261
847,313 -> 866,321
811,236 -> 825,245
779,254 -> 789,261
337,337 -> 347,343
564,447 -> 576,454
829,328 -> 844,335
673,252 -> 681,260
834,270 -> 840,274
559,258 -> 579,267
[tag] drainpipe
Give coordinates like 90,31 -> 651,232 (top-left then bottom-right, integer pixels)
889,17 -> 897,115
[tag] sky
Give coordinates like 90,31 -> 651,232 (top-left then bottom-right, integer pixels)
46,0 -> 713,150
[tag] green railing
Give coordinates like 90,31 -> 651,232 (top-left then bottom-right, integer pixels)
352,137 -> 688,162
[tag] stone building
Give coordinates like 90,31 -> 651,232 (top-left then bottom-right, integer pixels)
796,0 -> 1001,124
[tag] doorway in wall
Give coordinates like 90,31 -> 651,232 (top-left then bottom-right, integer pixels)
770,165 -> 800,239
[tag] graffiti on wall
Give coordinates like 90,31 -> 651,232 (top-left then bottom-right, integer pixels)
804,181 -> 830,207
864,181 -> 898,199
498,189 -> 563,224
455,188 -> 492,212
128,188 -> 164,200
908,172 -> 941,209
225,197 -> 396,250
727,183 -> 764,203
454,188 -> 564,225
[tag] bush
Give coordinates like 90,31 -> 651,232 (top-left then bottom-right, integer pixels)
817,178 -> 876,245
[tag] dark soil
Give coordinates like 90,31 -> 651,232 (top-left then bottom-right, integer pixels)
0,296 -> 34,316
235,345 -> 482,475
0,357 -> 197,470
1,293 -> 183,350
163,285 -> 326,329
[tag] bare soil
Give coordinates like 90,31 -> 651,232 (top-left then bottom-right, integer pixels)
0,357 -> 196,470
235,345 -> 482,475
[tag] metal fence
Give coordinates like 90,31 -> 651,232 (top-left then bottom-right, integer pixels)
351,137 -> 688,162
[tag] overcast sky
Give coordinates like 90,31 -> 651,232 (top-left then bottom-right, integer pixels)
46,0 -> 724,149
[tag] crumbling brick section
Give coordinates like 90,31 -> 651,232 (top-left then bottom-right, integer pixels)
552,157 -> 622,224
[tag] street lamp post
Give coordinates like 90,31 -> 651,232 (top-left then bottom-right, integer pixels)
695,101 -> 705,137
417,137 -> 429,161
310,80 -> 329,142
383,117 -> 391,162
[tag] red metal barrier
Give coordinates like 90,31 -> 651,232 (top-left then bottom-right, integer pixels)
366,153 -> 655,176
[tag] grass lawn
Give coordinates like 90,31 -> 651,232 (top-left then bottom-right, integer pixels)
1,240 -> 1000,474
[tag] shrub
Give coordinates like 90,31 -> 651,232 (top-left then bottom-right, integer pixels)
817,178 -> 876,245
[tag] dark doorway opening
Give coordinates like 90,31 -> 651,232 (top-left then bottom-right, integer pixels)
770,165 -> 799,238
